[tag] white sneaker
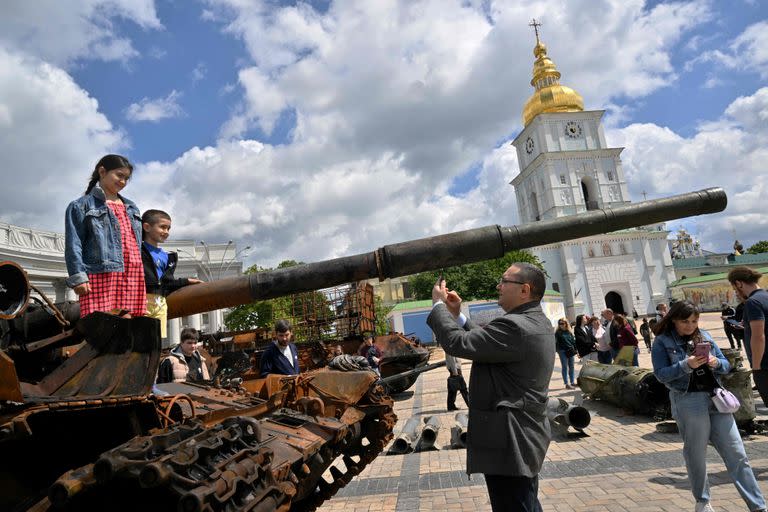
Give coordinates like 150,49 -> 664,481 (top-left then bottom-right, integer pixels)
694,502 -> 714,512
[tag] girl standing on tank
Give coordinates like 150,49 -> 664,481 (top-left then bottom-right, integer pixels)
65,154 -> 146,318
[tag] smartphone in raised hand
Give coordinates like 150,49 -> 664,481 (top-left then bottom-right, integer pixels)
693,342 -> 711,359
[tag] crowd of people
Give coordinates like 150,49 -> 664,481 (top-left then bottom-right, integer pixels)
428,265 -> 768,512
553,307 -> 646,388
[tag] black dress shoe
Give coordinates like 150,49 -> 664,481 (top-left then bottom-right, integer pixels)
447,406 -> 459,411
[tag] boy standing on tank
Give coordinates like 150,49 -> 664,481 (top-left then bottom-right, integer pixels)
141,209 -> 202,347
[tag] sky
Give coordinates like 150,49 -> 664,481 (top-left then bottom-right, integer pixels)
0,0 -> 766,269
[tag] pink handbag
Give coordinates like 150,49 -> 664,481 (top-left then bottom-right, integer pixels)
711,387 -> 740,413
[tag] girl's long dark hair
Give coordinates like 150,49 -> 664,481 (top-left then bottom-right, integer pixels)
652,300 -> 702,341
575,314 -> 587,330
85,154 -> 133,195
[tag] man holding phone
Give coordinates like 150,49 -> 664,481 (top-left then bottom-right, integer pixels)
427,263 -> 553,512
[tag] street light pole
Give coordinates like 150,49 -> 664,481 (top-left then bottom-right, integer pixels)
176,247 -> 214,282
216,240 -> 234,279
221,245 -> 251,278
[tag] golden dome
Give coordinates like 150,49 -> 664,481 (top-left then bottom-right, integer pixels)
522,41 -> 584,126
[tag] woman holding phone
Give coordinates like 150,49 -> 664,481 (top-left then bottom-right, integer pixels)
651,301 -> 766,512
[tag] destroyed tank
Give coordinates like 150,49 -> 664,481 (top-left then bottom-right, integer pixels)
204,282 -> 431,394
0,187 -> 727,511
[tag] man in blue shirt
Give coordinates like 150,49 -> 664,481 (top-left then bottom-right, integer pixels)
728,266 -> 768,406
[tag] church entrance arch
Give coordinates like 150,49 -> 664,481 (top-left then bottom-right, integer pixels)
605,291 -> 625,315
530,192 -> 540,221
581,176 -> 599,210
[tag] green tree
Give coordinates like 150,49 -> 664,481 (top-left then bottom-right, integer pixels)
747,241 -> 768,255
409,250 -> 545,301
223,260 -> 336,341
223,263 -> 272,331
374,295 -> 394,335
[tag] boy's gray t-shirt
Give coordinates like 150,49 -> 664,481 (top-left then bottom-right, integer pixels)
744,289 -> 768,368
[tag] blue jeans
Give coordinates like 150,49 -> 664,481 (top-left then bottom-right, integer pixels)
670,390 -> 766,510
557,350 -> 575,385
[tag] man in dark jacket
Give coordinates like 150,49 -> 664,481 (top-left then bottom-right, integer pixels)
427,263 -> 554,512
259,319 -> 300,377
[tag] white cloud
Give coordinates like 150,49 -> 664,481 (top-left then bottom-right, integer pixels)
3,0 -> 761,275
125,90 -> 185,122
0,1 -> 161,67
731,21 -> 768,79
206,0 -> 711,186
686,20 -> 768,80
191,62 -> 207,82
233,67 -> 287,135
148,46 -> 167,59
608,87 -> 768,253
0,48 -> 126,228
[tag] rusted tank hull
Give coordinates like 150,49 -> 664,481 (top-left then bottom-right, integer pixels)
25,368 -> 396,512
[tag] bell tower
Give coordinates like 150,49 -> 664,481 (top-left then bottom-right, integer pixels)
511,20 -> 630,223
508,20 -> 674,320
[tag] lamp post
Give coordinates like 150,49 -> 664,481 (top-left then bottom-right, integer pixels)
175,247 -> 214,282
221,245 -> 251,277
217,240 -> 234,274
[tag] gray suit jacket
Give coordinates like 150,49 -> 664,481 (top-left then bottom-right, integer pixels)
427,301 -> 555,477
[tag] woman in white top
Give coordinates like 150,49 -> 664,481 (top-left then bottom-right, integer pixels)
591,316 -> 611,364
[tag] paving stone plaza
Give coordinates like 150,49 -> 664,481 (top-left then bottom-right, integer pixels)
319,312 -> 768,512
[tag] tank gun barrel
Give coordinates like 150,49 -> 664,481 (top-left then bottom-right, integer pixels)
379,360 -> 446,386
167,188 -> 726,319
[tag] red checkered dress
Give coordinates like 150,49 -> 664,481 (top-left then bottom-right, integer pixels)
79,201 -> 147,318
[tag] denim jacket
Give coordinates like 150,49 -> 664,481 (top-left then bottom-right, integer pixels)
64,184 -> 142,287
651,328 -> 730,393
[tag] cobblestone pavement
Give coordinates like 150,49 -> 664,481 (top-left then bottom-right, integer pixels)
318,312 -> 768,512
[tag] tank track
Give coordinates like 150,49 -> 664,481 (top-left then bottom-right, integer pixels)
42,384 -> 396,512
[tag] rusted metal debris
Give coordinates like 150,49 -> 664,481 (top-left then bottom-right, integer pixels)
37,369 -> 396,511
0,188 -> 729,510
211,331 -> 433,395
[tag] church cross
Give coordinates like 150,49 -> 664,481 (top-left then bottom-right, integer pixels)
529,18 -> 542,43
